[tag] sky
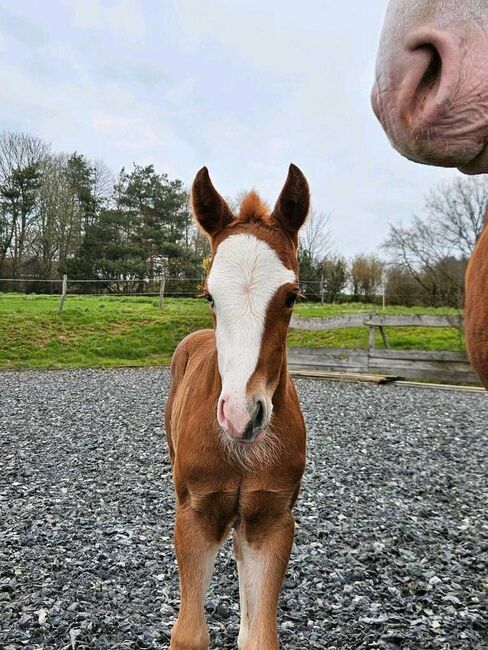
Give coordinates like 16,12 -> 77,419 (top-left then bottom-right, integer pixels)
0,0 -> 460,258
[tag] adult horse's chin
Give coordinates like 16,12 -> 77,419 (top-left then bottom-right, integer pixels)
458,146 -> 488,176
372,2 -> 488,174
372,81 -> 488,173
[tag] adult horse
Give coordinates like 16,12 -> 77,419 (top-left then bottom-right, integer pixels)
372,0 -> 488,389
165,165 -> 309,649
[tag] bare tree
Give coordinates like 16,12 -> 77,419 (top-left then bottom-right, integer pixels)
300,210 -> 333,260
92,159 -> 114,206
425,176 -> 488,257
0,132 -> 50,276
29,154 -> 79,278
383,175 -> 487,305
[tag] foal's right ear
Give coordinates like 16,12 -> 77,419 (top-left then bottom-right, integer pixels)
192,167 -> 234,237
271,164 -> 310,241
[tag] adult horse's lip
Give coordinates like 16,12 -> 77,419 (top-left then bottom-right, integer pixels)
458,142 -> 488,175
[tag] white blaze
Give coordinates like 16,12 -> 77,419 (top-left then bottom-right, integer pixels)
207,233 -> 296,431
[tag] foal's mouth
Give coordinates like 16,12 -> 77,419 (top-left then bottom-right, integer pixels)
219,426 -> 267,445
235,429 -> 266,445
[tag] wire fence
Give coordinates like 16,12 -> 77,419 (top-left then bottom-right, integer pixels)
0,276 -> 340,298
0,276 -> 461,314
0,276 -> 201,298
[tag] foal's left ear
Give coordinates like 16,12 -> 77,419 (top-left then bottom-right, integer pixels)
271,164 -> 310,241
192,167 -> 234,237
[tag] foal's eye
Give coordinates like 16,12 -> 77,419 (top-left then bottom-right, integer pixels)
285,292 -> 298,309
205,293 -> 214,307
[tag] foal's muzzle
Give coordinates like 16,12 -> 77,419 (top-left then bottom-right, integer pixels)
217,393 -> 269,443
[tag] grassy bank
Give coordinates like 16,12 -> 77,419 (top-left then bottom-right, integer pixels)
0,294 -> 465,369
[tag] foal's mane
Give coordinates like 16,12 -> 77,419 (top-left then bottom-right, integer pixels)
237,191 -> 272,226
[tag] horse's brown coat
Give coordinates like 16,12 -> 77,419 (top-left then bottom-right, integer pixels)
166,165 -> 309,649
465,223 -> 488,388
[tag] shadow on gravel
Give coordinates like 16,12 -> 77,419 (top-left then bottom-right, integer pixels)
1,368 -> 487,649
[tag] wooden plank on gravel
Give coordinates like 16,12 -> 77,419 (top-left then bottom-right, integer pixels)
396,380 -> 486,393
290,369 -> 400,384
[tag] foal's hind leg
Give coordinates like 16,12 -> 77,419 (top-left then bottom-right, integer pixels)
171,506 -> 223,650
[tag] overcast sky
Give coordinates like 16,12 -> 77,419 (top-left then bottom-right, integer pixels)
0,0 -> 460,257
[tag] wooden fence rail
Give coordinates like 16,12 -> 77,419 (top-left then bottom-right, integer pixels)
289,312 -> 479,385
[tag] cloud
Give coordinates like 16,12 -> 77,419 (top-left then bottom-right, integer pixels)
0,0 -> 461,257
68,0 -> 146,42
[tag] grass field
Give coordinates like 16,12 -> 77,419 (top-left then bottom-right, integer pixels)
0,294 -> 465,369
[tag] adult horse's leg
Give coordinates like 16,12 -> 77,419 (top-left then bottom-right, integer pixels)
234,505 -> 295,650
170,506 -> 221,650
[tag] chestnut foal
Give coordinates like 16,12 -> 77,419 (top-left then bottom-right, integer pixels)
165,164 -> 309,649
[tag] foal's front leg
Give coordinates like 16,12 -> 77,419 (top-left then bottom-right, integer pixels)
171,505 -> 222,650
234,506 -> 295,650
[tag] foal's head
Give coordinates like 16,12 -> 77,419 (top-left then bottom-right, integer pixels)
192,164 -> 309,444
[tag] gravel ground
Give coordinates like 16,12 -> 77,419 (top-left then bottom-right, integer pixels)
1,368 -> 487,650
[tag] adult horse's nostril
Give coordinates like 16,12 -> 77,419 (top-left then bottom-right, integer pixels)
373,27 -> 462,141
415,44 -> 442,101
398,29 -> 461,129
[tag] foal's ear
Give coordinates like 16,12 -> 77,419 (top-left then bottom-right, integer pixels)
192,167 -> 234,237
271,164 -> 310,240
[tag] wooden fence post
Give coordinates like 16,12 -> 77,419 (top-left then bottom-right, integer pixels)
57,274 -> 68,315
368,311 -> 376,352
159,276 -> 166,310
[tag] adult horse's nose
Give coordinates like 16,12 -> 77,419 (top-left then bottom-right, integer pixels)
372,27 -> 462,161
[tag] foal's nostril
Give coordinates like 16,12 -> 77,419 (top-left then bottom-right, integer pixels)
253,400 -> 265,430
242,400 -> 266,441
217,397 -> 226,426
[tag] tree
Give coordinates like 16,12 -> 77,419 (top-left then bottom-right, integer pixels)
297,210 -> 336,300
300,210 -> 333,260
27,153 -> 105,280
114,164 -> 191,278
425,176 -> 488,257
384,264 -> 426,306
382,175 -> 488,306
350,254 -> 383,302
64,208 -> 147,291
0,132 -> 50,277
321,257 -> 349,302
66,165 -> 198,291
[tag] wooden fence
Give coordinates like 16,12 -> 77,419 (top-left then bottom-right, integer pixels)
289,313 -> 480,385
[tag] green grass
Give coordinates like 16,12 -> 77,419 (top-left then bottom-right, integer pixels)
0,294 -> 466,370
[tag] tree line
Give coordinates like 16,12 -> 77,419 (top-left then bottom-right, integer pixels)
294,177 -> 488,307
1,130 -> 486,305
0,131 -> 208,293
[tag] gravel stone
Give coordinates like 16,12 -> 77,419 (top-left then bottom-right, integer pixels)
1,368 -> 487,648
